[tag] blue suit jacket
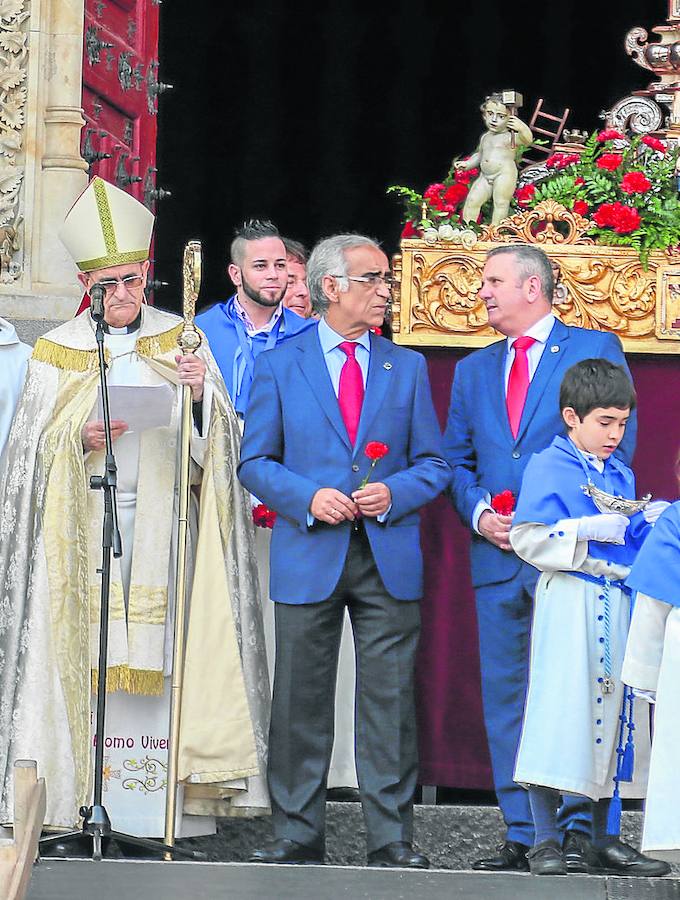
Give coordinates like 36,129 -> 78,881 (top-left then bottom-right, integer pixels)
443,319 -> 637,589
238,324 -> 451,604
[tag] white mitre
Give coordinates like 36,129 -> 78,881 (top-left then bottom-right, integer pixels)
59,176 -> 154,273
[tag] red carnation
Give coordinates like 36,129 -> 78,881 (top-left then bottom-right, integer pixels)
252,503 -> 277,529
573,199 -> 590,217
455,167 -> 479,185
401,221 -> 422,239
423,183 -> 445,200
365,441 -> 389,461
574,176 -> 585,186
491,490 -> 515,516
642,135 -> 666,154
443,183 -> 468,205
596,153 -> 624,171
515,183 -> 536,207
620,171 -> 652,194
545,152 -> 580,170
592,201 -> 641,234
370,326 -> 382,335
359,441 -> 390,489
597,129 -> 625,142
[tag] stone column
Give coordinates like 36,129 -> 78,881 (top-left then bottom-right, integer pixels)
0,0 -> 88,336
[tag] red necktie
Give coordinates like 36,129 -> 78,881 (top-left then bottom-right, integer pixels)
506,336 -> 536,438
338,341 -> 364,445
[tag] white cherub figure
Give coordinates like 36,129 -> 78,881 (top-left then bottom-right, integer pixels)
455,94 -> 533,225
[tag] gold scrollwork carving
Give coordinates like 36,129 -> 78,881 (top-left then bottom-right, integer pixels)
394,201 -> 678,354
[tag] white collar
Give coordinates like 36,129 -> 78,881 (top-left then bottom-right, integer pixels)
506,312 -> 555,352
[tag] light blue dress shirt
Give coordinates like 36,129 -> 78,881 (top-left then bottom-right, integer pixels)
317,316 -> 370,393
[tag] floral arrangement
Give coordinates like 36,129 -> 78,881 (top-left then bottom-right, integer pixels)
252,503 -> 277,529
515,130 -> 680,264
388,164 -> 480,245
388,129 -> 680,264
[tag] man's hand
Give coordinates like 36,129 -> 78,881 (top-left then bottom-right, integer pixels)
352,482 -> 392,518
176,353 -> 206,401
310,488 -> 358,525
82,419 -> 128,452
478,509 -> 513,551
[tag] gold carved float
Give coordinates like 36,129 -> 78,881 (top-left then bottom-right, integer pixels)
391,200 -> 680,354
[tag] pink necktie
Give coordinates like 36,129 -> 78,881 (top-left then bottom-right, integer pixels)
506,336 -> 536,438
338,341 -> 364,445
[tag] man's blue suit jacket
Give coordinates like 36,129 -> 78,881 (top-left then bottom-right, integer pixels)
238,324 -> 451,604
443,318 -> 637,589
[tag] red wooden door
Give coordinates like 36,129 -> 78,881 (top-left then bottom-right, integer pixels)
81,0 -> 170,290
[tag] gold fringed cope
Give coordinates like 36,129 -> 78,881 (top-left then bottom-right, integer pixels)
392,200 -> 680,354
91,666 -> 164,696
32,339 -> 99,372
136,324 -> 184,359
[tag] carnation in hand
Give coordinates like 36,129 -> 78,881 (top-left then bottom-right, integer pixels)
252,503 -> 277,529
491,490 -> 515,516
359,441 -> 390,489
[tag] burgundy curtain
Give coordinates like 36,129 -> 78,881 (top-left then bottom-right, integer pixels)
416,351 -> 680,788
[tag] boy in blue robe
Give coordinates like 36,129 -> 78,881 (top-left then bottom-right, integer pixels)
509,358 -> 670,877
622,501 -> 680,862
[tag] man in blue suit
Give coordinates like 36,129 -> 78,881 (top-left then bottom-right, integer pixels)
239,234 -> 450,868
443,244 -> 636,872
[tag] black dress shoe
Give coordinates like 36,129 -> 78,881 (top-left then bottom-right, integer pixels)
593,839 -> 671,877
367,841 -> 430,869
249,838 -> 323,865
563,830 -> 599,874
472,840 -> 530,872
527,839 -> 567,875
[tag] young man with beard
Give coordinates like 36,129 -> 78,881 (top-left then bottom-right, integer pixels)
196,220 -> 314,418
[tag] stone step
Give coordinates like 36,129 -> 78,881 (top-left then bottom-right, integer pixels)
27,859 -> 680,900
180,803 -> 651,869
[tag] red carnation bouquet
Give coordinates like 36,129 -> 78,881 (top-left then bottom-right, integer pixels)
491,490 -> 515,516
359,441 -> 390,489
252,503 -> 277,529
512,129 -> 680,264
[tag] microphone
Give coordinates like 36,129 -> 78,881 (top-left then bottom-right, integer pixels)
90,282 -> 106,322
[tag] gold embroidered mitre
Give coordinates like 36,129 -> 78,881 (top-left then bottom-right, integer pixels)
58,176 -> 154,272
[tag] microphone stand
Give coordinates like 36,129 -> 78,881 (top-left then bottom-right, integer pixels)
39,286 -> 205,862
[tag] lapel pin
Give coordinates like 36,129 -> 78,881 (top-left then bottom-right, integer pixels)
550,345 -> 560,353
383,362 -> 392,370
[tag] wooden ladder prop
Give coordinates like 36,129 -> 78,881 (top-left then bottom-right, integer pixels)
520,98 -> 571,167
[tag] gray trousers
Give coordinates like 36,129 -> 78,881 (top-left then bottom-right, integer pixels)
268,526 -> 421,854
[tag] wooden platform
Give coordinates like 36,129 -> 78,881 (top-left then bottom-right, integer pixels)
26,860 -> 680,900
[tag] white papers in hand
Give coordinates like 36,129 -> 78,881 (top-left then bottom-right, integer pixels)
97,384 -> 175,433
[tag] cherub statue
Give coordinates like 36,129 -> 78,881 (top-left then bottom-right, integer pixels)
455,93 -> 533,225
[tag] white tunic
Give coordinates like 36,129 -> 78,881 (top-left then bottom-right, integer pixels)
0,316 -> 31,468
622,593 -> 680,861
511,519 -> 650,800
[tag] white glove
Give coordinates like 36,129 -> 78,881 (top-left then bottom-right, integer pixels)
643,500 -> 671,524
577,513 -> 629,544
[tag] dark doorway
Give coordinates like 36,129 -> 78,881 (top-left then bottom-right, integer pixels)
155,2 -> 660,311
